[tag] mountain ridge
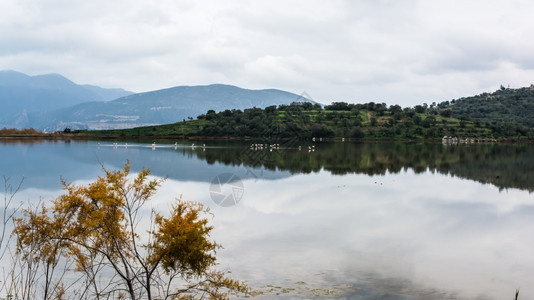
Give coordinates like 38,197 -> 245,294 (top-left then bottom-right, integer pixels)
0,70 -> 134,128
29,83 -> 316,131
0,71 -> 316,131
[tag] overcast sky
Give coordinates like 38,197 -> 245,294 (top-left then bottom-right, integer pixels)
1,0 -> 534,106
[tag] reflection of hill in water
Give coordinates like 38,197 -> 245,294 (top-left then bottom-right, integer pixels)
194,141 -> 534,192
1,139 -> 533,192
0,139 -> 290,191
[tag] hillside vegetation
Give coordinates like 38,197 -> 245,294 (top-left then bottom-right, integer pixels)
447,85 -> 534,129
76,86 -> 534,141
68,87 -> 534,140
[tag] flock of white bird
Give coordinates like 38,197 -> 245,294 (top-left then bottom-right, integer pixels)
98,142 -> 317,152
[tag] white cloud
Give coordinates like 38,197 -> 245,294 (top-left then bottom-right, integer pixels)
1,0 -> 534,106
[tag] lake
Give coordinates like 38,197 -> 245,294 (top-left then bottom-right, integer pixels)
1,139 -> 534,299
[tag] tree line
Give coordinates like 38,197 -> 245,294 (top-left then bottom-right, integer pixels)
80,85 -> 534,140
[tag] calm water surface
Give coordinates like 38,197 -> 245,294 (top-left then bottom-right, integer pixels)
1,139 -> 533,299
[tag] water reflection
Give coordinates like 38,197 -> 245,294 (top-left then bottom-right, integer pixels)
1,139 -> 533,193
195,141 -> 534,193
153,171 -> 534,299
1,140 -> 534,299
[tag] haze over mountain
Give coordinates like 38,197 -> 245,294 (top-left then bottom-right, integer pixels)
1,71 -> 314,131
31,84 -> 315,131
0,70 -> 133,128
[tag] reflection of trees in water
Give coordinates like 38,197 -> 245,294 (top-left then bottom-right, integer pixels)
196,142 -> 534,192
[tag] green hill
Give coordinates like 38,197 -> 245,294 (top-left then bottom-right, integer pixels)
79,86 -> 534,141
447,85 -> 534,129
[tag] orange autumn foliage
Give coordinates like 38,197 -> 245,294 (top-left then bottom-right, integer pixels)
13,161 -> 248,300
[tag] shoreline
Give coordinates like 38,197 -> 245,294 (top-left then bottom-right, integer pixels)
1,134 -> 533,144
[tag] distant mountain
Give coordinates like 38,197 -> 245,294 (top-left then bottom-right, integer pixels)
82,85 -> 135,102
0,70 -> 133,128
29,84 -> 316,131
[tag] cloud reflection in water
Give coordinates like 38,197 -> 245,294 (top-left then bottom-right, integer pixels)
151,170 -> 534,299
